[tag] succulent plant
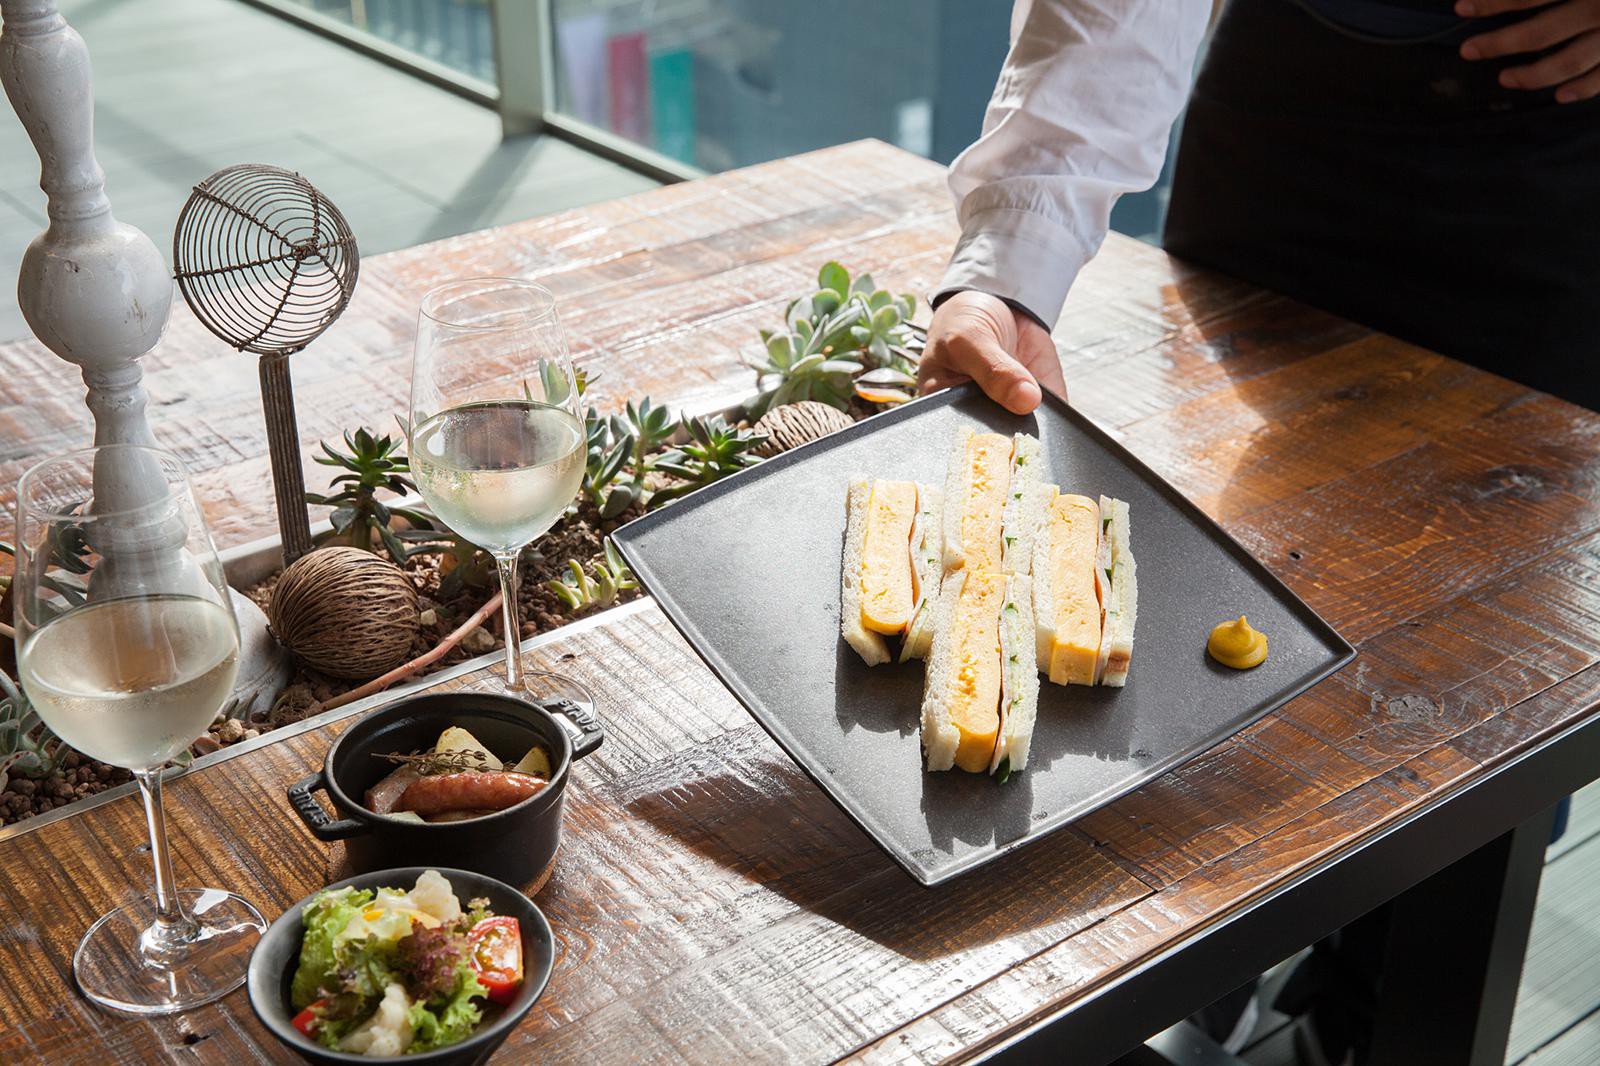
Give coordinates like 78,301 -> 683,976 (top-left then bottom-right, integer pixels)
532,359 -> 591,408
621,396 -> 678,475
0,670 -> 63,791
547,539 -> 638,613
581,404 -> 636,518
305,428 -> 433,565
746,261 -> 923,419
578,394 -> 680,519
0,533 -> 88,618
649,415 -> 767,506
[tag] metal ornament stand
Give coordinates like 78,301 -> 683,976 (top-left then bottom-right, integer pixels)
259,353 -> 313,561
0,0 -> 289,717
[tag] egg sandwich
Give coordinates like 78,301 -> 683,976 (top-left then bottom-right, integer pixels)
840,426 -> 1138,779
840,477 -> 943,665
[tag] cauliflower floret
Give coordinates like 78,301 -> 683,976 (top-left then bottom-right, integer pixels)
406,869 -> 461,925
338,982 -> 415,1057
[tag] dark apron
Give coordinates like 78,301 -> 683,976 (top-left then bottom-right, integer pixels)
1163,0 -> 1600,411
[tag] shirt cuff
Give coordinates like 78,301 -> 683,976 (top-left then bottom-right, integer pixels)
930,287 -> 1051,333
936,206 -> 1095,333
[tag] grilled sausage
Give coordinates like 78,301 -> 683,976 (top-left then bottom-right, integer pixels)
396,770 -> 545,816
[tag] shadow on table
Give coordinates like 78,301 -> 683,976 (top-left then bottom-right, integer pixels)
622,730 -> 1144,963
833,643 -> 918,739
1026,683 -> 1139,774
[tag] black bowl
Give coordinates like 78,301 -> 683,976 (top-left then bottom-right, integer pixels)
247,866 -> 554,1065
287,691 -> 602,885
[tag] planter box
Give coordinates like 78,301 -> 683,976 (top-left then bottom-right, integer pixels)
0,390 -> 760,842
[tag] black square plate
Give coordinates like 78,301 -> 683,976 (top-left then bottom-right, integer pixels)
612,385 -> 1355,886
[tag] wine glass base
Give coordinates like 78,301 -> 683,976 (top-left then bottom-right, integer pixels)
519,670 -> 596,714
73,889 -> 265,1016
466,667 -> 596,716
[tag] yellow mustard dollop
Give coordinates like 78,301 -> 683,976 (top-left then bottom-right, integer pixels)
1208,615 -> 1268,670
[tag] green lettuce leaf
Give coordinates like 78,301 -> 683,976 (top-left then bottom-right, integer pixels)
407,965 -> 490,1053
291,886 -> 373,1010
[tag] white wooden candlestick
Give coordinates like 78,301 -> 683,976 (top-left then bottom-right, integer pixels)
1,0 -> 288,718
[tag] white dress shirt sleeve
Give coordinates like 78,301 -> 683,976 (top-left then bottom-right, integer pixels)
940,0 -> 1211,330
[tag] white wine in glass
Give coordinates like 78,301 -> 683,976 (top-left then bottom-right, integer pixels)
12,445 -> 264,1016
409,399 -> 585,556
410,278 -> 587,694
21,595 -> 239,770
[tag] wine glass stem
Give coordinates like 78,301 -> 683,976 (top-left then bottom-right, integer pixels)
133,768 -> 199,958
494,551 -> 523,690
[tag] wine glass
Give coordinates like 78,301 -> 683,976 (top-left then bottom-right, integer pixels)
409,278 -> 587,697
12,445 -> 265,1015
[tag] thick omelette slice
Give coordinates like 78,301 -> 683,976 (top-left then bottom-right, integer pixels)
858,479 -> 918,635
942,429 -> 1012,574
946,569 -> 1006,772
1044,493 -> 1103,686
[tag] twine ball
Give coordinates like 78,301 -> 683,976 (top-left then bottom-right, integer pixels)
268,547 -> 419,680
753,400 -> 856,457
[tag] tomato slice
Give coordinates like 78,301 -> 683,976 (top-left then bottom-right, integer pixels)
291,999 -> 324,1038
467,916 -> 523,1005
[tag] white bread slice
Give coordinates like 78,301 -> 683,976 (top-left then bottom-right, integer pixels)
1001,435 -> 1050,575
1097,496 -> 1137,687
939,427 -> 971,574
840,476 -> 891,666
919,569 -> 966,770
991,574 -> 1040,775
941,427 -> 1011,574
899,483 -> 944,662
1029,484 -> 1061,671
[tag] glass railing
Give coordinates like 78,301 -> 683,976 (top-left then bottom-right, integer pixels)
276,0 -> 497,83
250,0 -> 1180,238
547,0 -> 1010,170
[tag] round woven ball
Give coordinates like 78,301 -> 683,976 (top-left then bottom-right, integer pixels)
268,547 -> 419,680
753,400 -> 856,457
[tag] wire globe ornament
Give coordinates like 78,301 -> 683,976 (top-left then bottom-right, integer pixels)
172,163 -> 361,566
173,163 -> 359,355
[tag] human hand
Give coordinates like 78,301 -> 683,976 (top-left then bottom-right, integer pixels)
917,291 -> 1066,415
1458,0 -> 1600,102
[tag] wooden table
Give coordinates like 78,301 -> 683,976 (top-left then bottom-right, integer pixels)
2,140 -> 1598,1065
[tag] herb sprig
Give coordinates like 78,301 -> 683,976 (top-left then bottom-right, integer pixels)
372,748 -> 544,778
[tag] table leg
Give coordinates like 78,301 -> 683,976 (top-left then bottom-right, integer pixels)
1360,803 -> 1557,1066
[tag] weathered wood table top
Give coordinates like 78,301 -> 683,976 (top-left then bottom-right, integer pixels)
2,140 -> 1599,1064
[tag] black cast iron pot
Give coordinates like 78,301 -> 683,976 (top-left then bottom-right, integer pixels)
287,690 -> 602,886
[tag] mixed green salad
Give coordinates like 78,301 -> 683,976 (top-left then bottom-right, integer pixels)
288,870 -> 525,1056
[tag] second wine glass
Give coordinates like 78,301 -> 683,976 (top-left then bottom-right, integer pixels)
13,445 -> 264,1014
409,278 -> 586,695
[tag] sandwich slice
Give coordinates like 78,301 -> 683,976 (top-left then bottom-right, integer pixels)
1001,434 -> 1051,576
921,568 -> 1006,773
840,476 -> 892,665
1095,496 -> 1138,686
1031,492 -> 1104,686
941,427 -> 1012,574
899,483 -> 945,662
990,574 -> 1040,776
